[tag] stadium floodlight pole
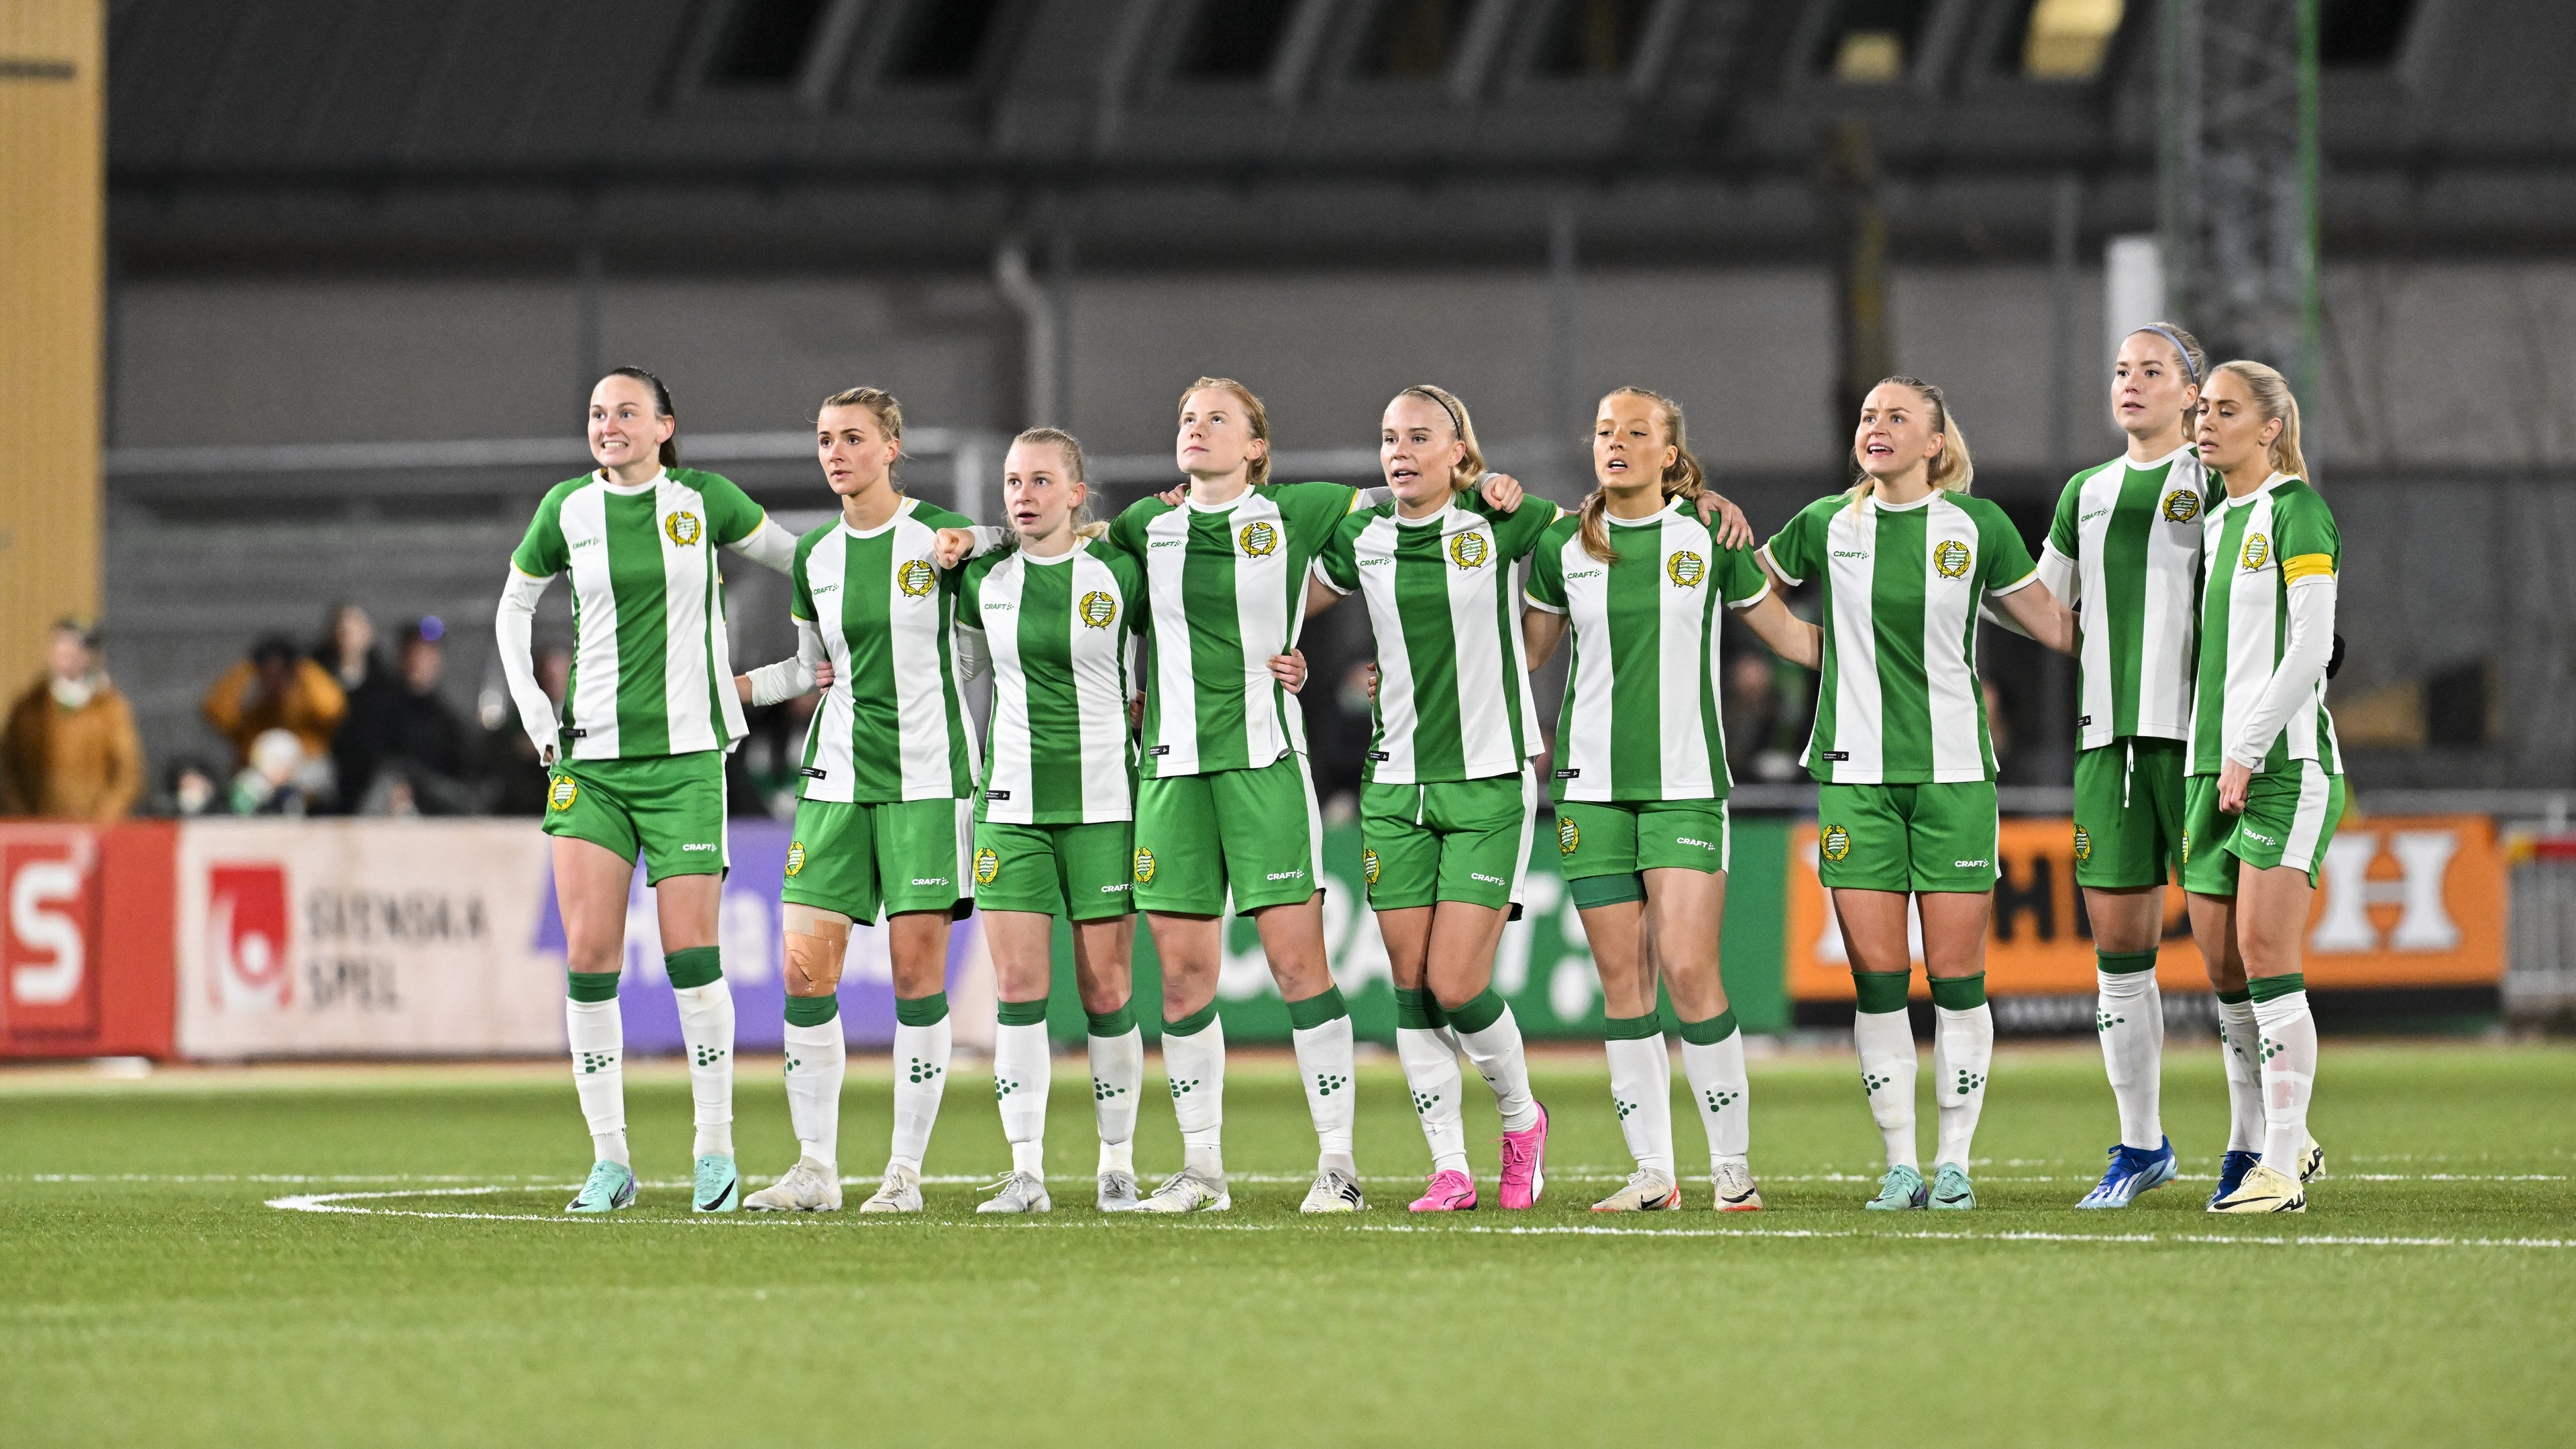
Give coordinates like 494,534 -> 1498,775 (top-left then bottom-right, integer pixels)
2158,0 -> 2311,396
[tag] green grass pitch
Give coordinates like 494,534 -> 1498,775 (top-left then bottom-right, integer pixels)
5,1042 -> 2571,1447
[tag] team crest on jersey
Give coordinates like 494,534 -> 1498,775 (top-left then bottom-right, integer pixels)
1362,848 -> 1382,885
973,848 -> 1000,885
663,511 -> 702,547
2073,824 -> 2093,862
2162,489 -> 2201,523
784,841 -> 806,877
1932,540 -> 1972,579
1078,590 -> 1118,629
1448,531 -> 1490,570
1557,816 -> 1580,857
1132,847 -> 1157,884
2239,533 -> 2271,570
546,776 -> 579,812
897,559 -> 936,596
1666,549 -> 1706,588
1238,521 -> 1278,557
1820,824 -> 1853,862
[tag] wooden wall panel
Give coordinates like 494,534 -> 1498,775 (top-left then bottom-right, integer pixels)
0,1 -> 103,695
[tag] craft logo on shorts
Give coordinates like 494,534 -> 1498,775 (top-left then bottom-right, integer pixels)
2072,824 -> 2093,862
1819,824 -> 1854,862
663,511 -> 702,547
1131,847 -> 1157,885
973,847 -> 1000,885
898,559 -> 936,596
1557,816 -> 1580,856
1238,521 -> 1278,557
1666,549 -> 1705,588
1448,531 -> 1489,570
1362,848 -> 1382,885
1932,540 -> 1972,579
1079,590 -> 1118,629
2240,532 -> 2270,571
2163,489 -> 2201,523
547,775 -> 579,812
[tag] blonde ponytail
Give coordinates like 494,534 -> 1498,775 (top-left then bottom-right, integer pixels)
1009,425 -> 1109,539
1847,376 -> 1972,511
2210,360 -> 2309,482
1578,387 -> 1707,564
1395,384 -> 1486,495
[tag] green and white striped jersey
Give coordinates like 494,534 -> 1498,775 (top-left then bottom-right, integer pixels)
2044,447 -> 2207,749
2187,474 -> 2343,777
1313,494 -> 1560,786
790,497 -> 980,804
510,468 -> 767,761
1761,488 -> 2039,785
1108,482 -> 1360,777
958,538 -> 1144,824
1523,500 -> 1772,804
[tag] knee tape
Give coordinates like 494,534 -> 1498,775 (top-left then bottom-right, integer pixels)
782,906 -> 851,996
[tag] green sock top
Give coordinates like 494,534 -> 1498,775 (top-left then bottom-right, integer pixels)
996,998 -> 1051,1027
664,946 -> 722,990
2216,987 -> 2253,1005
1448,986 -> 1507,1036
566,971 -> 620,1004
1929,973 -> 1988,1012
2096,949 -> 2159,975
784,994 -> 839,1028
1163,1000 -> 1219,1037
1603,1012 -> 1662,1042
1851,969 -> 1912,1016
894,991 -> 949,1027
1286,985 -> 1350,1031
1678,1008 -> 1739,1046
2247,973 -> 2306,1004
1085,1004 -> 1135,1037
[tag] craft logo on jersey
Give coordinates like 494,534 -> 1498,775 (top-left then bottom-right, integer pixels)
1820,824 -> 1854,862
1361,848 -> 1382,885
2163,489 -> 2200,523
1131,847 -> 1157,884
1448,531 -> 1489,570
1666,549 -> 1705,588
547,775 -> 579,812
1238,521 -> 1278,557
2240,532 -> 2271,571
897,559 -> 936,596
973,848 -> 1000,886
1078,590 -> 1118,629
663,511 -> 702,547
784,841 -> 806,877
1558,816 -> 1580,856
2072,824 -> 2093,862
207,863 -> 292,1013
1932,540 -> 1972,579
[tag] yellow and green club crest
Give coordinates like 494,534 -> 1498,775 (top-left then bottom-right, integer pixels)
1820,824 -> 1853,862
1557,816 -> 1580,856
2073,824 -> 2092,862
1361,848 -> 1381,885
546,775 -> 579,812
1666,549 -> 1705,588
1932,539 -> 1972,579
663,511 -> 702,547
1078,590 -> 1118,629
2239,532 -> 2270,570
784,841 -> 807,877
973,847 -> 1000,885
1238,521 -> 1278,557
1448,531 -> 1490,570
897,559 -> 936,596
2162,489 -> 2200,523
1131,847 -> 1157,884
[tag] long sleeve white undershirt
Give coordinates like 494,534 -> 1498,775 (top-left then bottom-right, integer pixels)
729,516 -> 799,573
494,568 -> 561,761
743,618 -> 826,707
2228,575 -> 2338,770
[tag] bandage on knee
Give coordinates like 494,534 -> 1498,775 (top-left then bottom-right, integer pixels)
782,905 -> 852,997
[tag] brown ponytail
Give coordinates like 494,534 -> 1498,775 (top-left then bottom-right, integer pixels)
1578,387 -> 1707,564
604,366 -> 680,468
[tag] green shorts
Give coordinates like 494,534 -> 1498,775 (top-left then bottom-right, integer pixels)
1132,752 -> 1322,916
1360,768 -> 1538,914
2073,738 -> 2188,890
2182,761 -> 2347,897
542,752 -> 728,885
1554,798 -> 1732,906
971,819 -> 1136,922
782,796 -> 973,922
1815,780 -> 1999,894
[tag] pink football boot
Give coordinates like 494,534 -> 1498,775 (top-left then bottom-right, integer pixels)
1409,1169 -> 1478,1212
1498,1103 -> 1549,1209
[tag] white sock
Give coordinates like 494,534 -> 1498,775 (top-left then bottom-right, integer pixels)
1853,1008 -> 1918,1171
1605,1030 -> 1673,1175
890,1002 -> 951,1174
1292,1005 -> 1358,1175
672,979 -> 736,1158
2215,996 -> 2265,1154
566,993 -> 629,1167
1088,1020 -> 1143,1175
1396,1026 -> 1468,1175
1680,1020 -> 1751,1168
2251,986 -> 2318,1179
1932,1002 -> 1994,1169
1162,1011 -> 1226,1179
781,1013 -> 845,1171
1455,998 -> 1538,1134
993,1019 -> 1052,1177
2096,963 -> 2165,1149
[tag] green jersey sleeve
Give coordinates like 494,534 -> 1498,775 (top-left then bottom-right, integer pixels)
956,551 -> 996,625
1715,541 -> 1772,608
1277,481 -> 1363,554
1107,497 -> 1157,557
1491,496 -> 1564,561
1099,546 -> 1149,635
1762,496 -> 1833,586
1524,517 -> 1575,612
2047,472 -> 2085,558
694,471 -> 767,547
1976,498 -> 2041,592
511,480 -> 576,577
1314,511 -> 1365,594
789,527 -> 822,622
2275,484 -> 2341,584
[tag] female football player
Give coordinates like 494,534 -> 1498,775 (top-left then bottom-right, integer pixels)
2186,362 -> 2342,1214
1522,387 -> 1820,1212
496,367 -> 802,1215
1759,378 -> 2075,1212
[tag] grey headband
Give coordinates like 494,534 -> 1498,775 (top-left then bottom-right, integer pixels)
2133,326 -> 2199,384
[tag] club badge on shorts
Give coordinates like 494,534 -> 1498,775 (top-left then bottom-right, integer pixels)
1132,847 -> 1157,884
784,841 -> 806,877
547,776 -> 579,812
1361,848 -> 1381,885
1820,824 -> 1853,861
1557,816 -> 1580,856
973,847 -> 1000,885
2073,824 -> 2092,862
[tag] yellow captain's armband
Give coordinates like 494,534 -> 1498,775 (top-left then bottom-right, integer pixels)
2282,553 -> 2335,584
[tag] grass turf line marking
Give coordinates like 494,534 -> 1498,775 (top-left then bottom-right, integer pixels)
28,1168 -> 2565,1187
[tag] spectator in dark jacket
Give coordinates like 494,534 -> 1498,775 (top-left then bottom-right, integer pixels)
339,619 -> 476,814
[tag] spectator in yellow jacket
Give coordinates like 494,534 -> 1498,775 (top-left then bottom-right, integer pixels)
203,635 -> 346,769
1,619 -> 145,820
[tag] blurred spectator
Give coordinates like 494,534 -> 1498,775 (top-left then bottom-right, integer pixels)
1307,661 -> 1379,824
484,645 -> 569,814
231,729 -> 317,816
1724,649 -> 1802,783
1,619 -> 145,820
313,602 -> 384,697
339,618 -> 477,814
204,635 -> 346,769
152,756 -> 221,818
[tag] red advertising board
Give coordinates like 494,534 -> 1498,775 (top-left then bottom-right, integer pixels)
0,822 -> 178,1058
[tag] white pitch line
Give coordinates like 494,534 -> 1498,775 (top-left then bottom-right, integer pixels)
25,1167 -> 2563,1187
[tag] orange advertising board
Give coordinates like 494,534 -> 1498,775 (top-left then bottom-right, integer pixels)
1786,814 -> 2505,1000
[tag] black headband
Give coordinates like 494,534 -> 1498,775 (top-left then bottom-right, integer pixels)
1403,386 -> 1464,438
